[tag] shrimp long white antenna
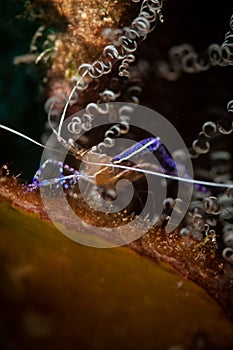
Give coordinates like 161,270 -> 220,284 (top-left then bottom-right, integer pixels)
0,123 -> 58,152
47,101 -> 68,147
85,159 -> 233,190
57,70 -> 88,140
1,122 -> 233,190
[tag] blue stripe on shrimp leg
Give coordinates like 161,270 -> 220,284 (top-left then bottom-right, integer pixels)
155,144 -> 177,173
112,137 -> 162,163
152,142 -> 205,192
27,159 -> 80,190
95,138 -> 161,187
112,137 -> 209,194
112,137 -> 176,174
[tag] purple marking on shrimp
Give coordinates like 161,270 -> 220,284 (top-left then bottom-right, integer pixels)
113,137 -> 161,162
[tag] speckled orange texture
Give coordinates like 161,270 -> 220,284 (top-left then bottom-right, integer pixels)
25,0 -> 133,83
1,175 -> 233,321
1,180 -> 233,349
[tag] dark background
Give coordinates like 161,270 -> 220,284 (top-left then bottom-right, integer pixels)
0,0 -> 46,179
0,0 -> 232,180
140,0 -> 233,138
